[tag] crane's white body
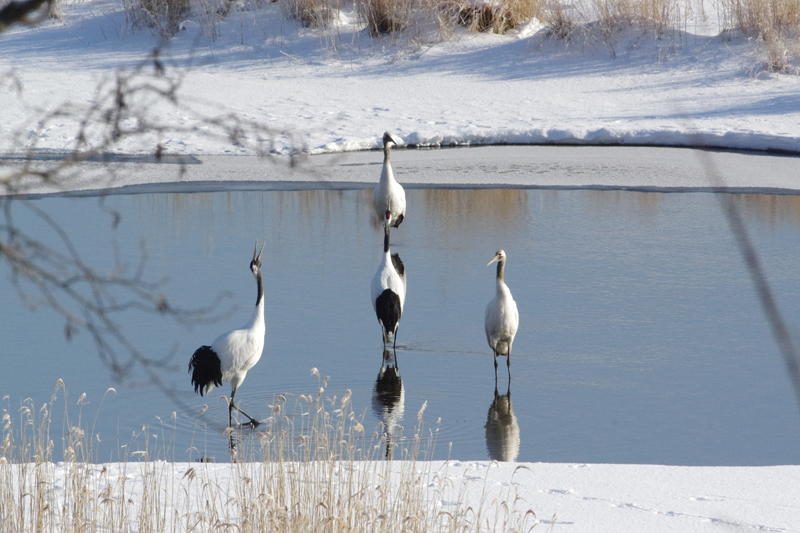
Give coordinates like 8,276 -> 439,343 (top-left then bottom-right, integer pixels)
189,242 -> 266,427
371,225 -> 406,348
373,132 -> 406,229
206,301 -> 265,395
371,250 -> 406,314
485,279 -> 519,356
485,250 -> 519,363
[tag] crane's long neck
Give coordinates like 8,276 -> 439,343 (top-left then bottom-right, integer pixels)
381,146 -> 395,185
496,259 -> 505,285
383,142 -> 392,165
384,229 -> 391,255
250,270 -> 265,329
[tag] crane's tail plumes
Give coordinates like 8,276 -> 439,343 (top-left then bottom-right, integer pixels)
189,345 -> 223,396
376,289 -> 402,339
494,341 -> 511,356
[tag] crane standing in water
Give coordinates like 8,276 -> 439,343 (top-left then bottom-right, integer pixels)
373,132 -> 406,230
485,250 -> 519,381
189,242 -> 266,428
372,213 -> 406,358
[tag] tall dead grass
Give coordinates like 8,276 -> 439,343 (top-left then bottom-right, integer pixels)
283,0 -> 339,27
112,0 -> 800,67
439,0 -> 545,34
720,0 -> 800,71
0,374 -> 537,533
358,0 -> 410,35
543,0 -> 689,44
122,0 -> 191,35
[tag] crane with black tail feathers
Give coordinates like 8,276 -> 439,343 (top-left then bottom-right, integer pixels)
373,132 -> 406,230
371,212 -> 406,359
485,250 -> 519,381
189,242 -> 266,428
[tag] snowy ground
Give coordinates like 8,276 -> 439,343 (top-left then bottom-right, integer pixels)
3,0 -> 800,160
2,0 -> 800,531
19,460 -> 800,533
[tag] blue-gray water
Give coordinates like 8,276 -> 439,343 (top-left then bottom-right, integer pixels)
2,188 -> 800,465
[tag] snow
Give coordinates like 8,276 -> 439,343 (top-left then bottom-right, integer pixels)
20,460 -> 800,532
2,0 -> 800,530
3,0 -> 800,162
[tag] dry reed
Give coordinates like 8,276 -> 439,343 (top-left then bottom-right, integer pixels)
1,374 -> 538,533
282,0 -> 339,27
720,0 -> 800,71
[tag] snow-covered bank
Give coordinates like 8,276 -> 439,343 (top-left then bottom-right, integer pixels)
3,0 -> 800,158
6,460 -> 799,532
7,146 -> 800,197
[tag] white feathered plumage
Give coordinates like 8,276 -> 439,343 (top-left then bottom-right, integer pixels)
189,242 -> 266,427
373,131 -> 406,229
485,249 -> 519,380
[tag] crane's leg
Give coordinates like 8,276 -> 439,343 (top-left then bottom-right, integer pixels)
393,328 -> 399,370
507,350 -> 512,381
228,389 -> 234,427
493,349 -> 498,382
230,388 -> 259,428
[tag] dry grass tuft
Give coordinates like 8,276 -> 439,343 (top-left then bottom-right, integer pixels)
282,0 -> 339,27
720,0 -> 800,71
1,376 -> 538,533
358,0 -> 409,35
123,0 -> 192,35
438,0 -> 543,34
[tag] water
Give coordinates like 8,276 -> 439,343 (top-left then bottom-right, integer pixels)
2,187 -> 800,465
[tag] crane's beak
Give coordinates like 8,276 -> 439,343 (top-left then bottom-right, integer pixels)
254,240 -> 266,262
487,252 -> 501,266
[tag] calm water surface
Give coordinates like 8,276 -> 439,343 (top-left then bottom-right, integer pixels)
3,188 -> 800,465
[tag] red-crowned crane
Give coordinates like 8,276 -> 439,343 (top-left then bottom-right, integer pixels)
485,250 -> 519,381
189,242 -> 266,427
373,132 -> 406,229
371,213 -> 406,357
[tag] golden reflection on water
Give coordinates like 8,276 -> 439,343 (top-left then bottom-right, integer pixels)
569,190 -> 800,230
421,189 -> 530,228
733,194 -> 800,228
132,188 -> 800,236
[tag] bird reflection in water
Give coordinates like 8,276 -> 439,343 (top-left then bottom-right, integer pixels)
373,357 -> 405,460
485,380 -> 520,462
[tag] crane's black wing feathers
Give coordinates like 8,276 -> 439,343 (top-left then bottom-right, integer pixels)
189,345 -> 222,396
375,289 -> 402,334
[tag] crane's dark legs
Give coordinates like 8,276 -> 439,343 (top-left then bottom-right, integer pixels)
507,350 -> 511,381
493,349 -> 498,382
393,328 -> 399,370
229,388 -> 259,428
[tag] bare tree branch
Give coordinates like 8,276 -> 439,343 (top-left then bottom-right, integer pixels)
0,41 -> 305,421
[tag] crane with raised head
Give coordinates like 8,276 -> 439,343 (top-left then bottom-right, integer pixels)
189,242 -> 266,427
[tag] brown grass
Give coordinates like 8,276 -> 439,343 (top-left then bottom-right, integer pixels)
441,0 -> 545,33
358,0 -> 410,35
720,0 -> 800,71
283,0 -> 339,27
122,0 -> 191,35
1,376 -> 538,533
